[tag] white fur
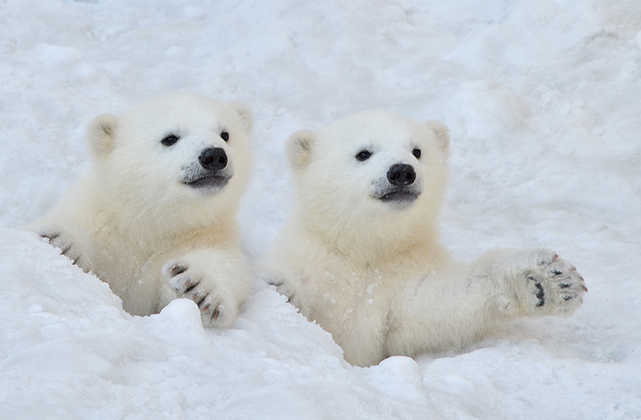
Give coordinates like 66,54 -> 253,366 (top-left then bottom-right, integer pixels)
29,92 -> 253,328
264,110 -> 586,367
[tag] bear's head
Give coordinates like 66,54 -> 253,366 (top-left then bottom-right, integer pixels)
84,92 -> 252,228
286,110 -> 449,251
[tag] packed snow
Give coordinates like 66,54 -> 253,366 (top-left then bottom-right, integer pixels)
1,0 -> 640,419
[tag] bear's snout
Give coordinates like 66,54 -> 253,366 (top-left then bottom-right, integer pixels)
199,147 -> 228,171
387,164 -> 416,186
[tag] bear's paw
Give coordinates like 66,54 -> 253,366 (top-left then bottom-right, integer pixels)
35,226 -> 84,267
267,277 -> 301,308
162,259 -> 234,328
518,249 -> 587,316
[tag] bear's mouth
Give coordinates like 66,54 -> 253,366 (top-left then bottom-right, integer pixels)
379,190 -> 419,202
380,191 -> 418,201
374,188 -> 420,209
184,175 -> 229,189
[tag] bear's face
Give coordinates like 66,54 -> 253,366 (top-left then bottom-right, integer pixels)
287,110 -> 449,236
85,92 -> 252,217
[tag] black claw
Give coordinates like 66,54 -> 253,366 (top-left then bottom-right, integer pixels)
551,269 -> 563,276
559,283 -> 570,289
268,278 -> 283,287
41,231 -> 59,240
168,264 -> 187,276
184,281 -> 199,294
563,295 -> 573,301
534,282 -> 545,307
211,308 -> 220,322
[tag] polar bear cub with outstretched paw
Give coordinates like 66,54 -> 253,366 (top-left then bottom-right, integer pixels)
264,110 -> 587,367
29,92 -> 253,328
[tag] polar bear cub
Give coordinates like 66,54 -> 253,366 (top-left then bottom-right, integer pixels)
264,110 -> 587,367
29,92 -> 253,328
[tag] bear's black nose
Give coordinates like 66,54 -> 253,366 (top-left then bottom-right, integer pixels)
199,147 -> 228,170
387,164 -> 416,186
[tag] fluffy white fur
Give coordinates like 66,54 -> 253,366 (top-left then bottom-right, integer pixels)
29,92 -> 253,328
264,110 -> 587,367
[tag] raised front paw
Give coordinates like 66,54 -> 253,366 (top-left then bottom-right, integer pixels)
519,249 -> 587,316
162,260 -> 235,328
35,226 -> 83,266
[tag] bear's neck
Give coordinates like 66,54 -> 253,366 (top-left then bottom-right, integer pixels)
298,212 -> 444,266
88,188 -> 236,248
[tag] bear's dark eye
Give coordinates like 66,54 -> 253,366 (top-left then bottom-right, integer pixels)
220,131 -> 229,142
356,150 -> 372,161
412,148 -> 421,159
161,134 -> 180,147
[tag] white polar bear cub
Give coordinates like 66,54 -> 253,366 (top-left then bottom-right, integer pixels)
29,92 -> 253,328
264,110 -> 587,367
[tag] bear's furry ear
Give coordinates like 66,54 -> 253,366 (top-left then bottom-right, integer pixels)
425,119 -> 450,152
85,113 -> 118,160
286,129 -> 316,172
229,100 -> 253,134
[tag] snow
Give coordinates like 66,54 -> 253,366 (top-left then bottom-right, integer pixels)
0,0 -> 639,418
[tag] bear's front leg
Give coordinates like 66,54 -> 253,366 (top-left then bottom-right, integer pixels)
486,248 -> 587,317
161,248 -> 252,328
384,248 -> 587,359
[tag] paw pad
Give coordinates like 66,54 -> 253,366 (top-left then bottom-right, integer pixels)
524,252 -> 587,315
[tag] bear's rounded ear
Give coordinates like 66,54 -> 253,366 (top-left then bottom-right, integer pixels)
229,100 -> 253,134
425,119 -> 450,152
85,113 -> 118,159
286,129 -> 316,172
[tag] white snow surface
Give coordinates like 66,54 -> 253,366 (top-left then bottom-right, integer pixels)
1,0 -> 640,419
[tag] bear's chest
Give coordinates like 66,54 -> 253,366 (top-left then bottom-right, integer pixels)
302,260 -> 402,324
